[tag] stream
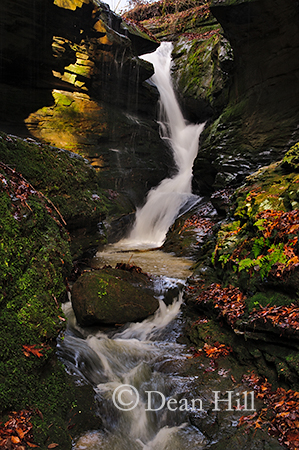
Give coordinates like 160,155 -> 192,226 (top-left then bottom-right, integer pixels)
58,269 -> 207,450
57,42 -> 259,449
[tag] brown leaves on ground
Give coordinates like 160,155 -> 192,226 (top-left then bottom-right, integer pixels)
255,209 -> 299,278
193,282 -> 299,333
181,28 -> 220,41
240,373 -> 299,450
0,410 -> 39,449
124,0 -> 211,25
203,342 -> 232,359
195,283 -> 247,326
248,304 -> 299,332
189,341 -> 232,360
181,215 -> 214,234
256,209 -> 299,242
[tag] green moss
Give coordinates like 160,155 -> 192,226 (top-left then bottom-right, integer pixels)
221,99 -> 248,123
0,132 -> 114,230
0,167 -> 77,448
246,291 -> 293,313
173,30 -> 230,108
97,278 -> 108,298
282,141 -> 299,172
285,352 -> 299,377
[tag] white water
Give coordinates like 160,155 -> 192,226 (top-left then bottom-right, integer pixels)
120,42 -> 205,249
58,43 -> 208,449
59,296 -> 206,450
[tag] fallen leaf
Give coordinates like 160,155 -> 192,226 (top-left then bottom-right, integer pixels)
22,345 -> 43,358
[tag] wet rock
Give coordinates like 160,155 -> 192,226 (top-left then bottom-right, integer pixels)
71,270 -> 159,326
0,0 -> 166,208
172,33 -> 233,122
194,0 -> 299,193
207,428 -> 282,450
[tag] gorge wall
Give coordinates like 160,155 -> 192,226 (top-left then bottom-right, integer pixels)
195,0 -> 299,193
127,0 -> 299,194
0,0 -> 170,208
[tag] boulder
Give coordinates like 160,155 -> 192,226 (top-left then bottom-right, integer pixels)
71,270 -> 160,326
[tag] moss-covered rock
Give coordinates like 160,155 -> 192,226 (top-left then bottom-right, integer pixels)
183,142 -> 299,388
210,148 -> 299,297
71,270 -> 160,326
172,31 -> 233,120
0,132 -> 129,231
0,162 -> 76,447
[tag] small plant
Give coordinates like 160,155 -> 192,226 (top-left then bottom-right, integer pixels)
98,279 -> 109,298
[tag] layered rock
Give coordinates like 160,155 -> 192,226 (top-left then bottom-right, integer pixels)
0,0 -> 169,208
126,1 -> 234,122
194,0 -> 299,193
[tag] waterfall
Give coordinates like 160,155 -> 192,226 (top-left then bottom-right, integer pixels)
58,42 -> 210,450
121,42 -> 205,249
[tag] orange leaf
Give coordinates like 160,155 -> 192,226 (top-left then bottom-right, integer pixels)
22,345 -> 43,358
48,444 -> 59,449
16,428 -> 25,439
11,435 -> 21,444
27,442 -> 40,448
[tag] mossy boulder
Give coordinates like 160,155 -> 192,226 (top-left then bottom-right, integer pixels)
71,270 -> 160,326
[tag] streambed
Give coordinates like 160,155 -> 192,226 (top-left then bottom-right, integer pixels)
57,41 -> 282,449
58,245 -> 281,450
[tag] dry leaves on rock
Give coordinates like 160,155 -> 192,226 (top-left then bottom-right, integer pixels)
240,373 -> 299,449
195,283 -> 246,326
189,341 -> 232,360
0,410 -> 39,449
182,215 -> 215,234
248,304 -> 299,332
0,161 -> 66,227
22,344 -> 50,358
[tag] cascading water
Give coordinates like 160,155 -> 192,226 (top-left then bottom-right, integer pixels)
120,42 -> 205,249
58,43 -> 209,449
58,295 -> 207,450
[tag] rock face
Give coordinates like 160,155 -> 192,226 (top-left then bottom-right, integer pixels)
129,0 -> 299,195
194,0 -> 299,194
0,0 -> 170,208
129,2 -> 234,122
71,270 -> 160,326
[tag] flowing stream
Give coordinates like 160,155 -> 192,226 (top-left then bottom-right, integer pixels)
58,42 -> 208,449
59,292 -> 207,450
